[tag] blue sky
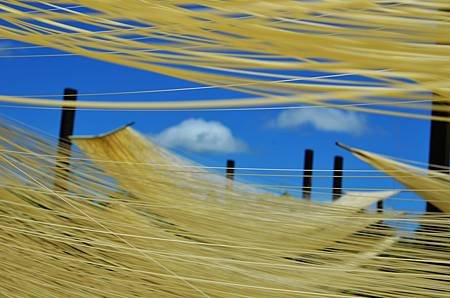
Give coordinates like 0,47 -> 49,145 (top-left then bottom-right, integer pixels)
0,41 -> 431,212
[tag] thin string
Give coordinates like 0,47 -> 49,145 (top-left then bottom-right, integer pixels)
0,148 -> 444,174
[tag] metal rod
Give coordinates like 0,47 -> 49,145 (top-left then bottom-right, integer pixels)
332,156 -> 343,201
427,97 -> 449,212
377,200 -> 383,213
302,149 -> 314,200
55,88 -> 77,190
226,159 -> 235,190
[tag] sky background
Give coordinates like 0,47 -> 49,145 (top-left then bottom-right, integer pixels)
0,40 -> 431,213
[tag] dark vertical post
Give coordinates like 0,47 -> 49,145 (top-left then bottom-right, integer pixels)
427,97 -> 450,212
226,159 -> 235,190
55,88 -> 77,190
377,200 -> 383,213
332,156 -> 343,201
302,149 -> 314,200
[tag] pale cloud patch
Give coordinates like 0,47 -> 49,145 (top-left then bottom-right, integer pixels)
154,118 -> 247,153
271,108 -> 367,135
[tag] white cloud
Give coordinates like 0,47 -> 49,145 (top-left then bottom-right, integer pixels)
272,108 -> 366,135
154,118 -> 247,153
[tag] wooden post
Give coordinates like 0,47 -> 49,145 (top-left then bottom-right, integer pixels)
226,159 -> 235,190
427,97 -> 450,212
332,156 -> 343,201
377,200 -> 383,213
302,149 -> 313,200
55,88 -> 77,190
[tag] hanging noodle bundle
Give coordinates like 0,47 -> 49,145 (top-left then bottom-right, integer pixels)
0,117 -> 449,297
339,142 -> 450,213
1,1 -> 450,297
0,1 -> 448,120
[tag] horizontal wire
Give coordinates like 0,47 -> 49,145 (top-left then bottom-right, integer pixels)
0,184 -> 439,203
4,72 -> 378,97
0,148 -> 440,173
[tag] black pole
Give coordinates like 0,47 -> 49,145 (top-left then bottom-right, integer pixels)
226,160 -> 235,180
302,149 -> 314,200
55,88 -> 77,190
377,200 -> 383,213
427,97 -> 449,212
332,156 -> 343,201
226,159 -> 235,190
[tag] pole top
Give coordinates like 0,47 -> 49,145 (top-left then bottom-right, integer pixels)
64,88 -> 78,96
